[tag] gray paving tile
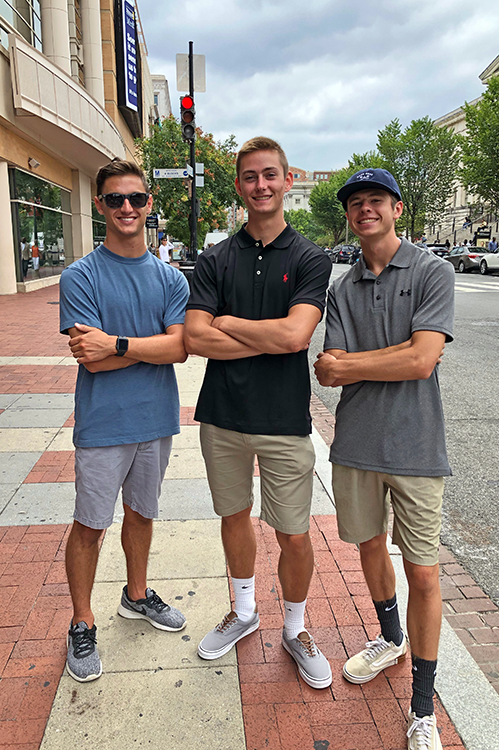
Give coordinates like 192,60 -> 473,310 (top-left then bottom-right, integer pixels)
0,408 -> 73,428
0,482 -> 75,525
41,667 -> 245,750
91,578 -> 235,672
0,451 -> 42,484
96,519 -> 226,581
158,478 -> 217,520
0,394 -> 21,409
13,393 -> 75,409
0,484 -> 20,514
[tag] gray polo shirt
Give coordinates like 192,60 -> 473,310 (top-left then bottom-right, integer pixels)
324,239 -> 455,476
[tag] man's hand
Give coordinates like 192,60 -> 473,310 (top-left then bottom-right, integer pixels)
314,351 -> 340,386
69,323 -> 116,364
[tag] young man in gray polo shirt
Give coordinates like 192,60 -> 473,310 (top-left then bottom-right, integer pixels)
314,169 -> 454,750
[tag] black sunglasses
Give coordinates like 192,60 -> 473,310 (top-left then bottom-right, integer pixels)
98,192 -> 150,209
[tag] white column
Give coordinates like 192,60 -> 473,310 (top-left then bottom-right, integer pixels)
0,161 -> 18,295
81,0 -> 105,106
40,0 -> 71,76
71,170 -> 94,261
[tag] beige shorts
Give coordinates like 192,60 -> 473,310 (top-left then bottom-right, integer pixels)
200,423 -> 315,535
332,464 -> 444,566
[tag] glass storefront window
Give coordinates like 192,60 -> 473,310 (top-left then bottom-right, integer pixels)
92,203 -> 106,248
0,0 -> 42,48
10,168 -> 72,283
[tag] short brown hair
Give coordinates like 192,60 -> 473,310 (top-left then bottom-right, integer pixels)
236,137 -> 289,178
96,159 -> 149,195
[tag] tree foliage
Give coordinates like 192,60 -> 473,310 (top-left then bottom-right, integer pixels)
283,208 -> 322,243
136,116 -> 240,245
377,117 -> 460,238
459,75 -> 499,211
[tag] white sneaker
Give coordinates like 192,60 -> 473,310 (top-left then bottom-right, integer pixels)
407,711 -> 442,750
342,633 -> 407,684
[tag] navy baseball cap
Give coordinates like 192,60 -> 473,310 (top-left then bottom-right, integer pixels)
337,168 -> 402,209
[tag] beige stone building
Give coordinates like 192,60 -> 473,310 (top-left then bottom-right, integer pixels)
283,167 -> 331,213
429,54 -> 499,245
0,0 -> 162,294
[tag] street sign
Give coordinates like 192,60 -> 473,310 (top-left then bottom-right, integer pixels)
186,164 -> 193,177
153,168 -> 189,179
196,163 -> 204,174
196,176 -> 204,188
146,215 -> 158,228
176,54 -> 206,92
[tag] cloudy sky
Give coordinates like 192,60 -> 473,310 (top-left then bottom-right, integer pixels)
139,0 -> 499,172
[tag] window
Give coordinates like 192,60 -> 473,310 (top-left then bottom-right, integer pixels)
295,197 -> 301,205
9,168 -> 72,283
0,0 -> 42,50
154,93 -> 159,106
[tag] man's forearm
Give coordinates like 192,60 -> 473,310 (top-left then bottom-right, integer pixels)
125,333 -> 186,364
185,324 -> 262,360
84,356 -> 139,373
333,340 -> 411,360
327,347 -> 436,383
215,316 -> 305,355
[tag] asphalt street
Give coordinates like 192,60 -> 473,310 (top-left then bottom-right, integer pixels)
309,262 -> 499,606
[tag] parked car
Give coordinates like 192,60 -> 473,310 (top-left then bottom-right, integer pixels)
478,250 -> 499,275
331,244 -> 358,263
427,244 -> 450,258
444,246 -> 486,273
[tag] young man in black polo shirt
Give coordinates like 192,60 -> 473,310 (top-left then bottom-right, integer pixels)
184,137 -> 332,689
314,169 -> 455,749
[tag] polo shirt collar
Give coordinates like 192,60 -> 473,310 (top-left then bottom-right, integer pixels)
236,223 -> 294,249
352,238 -> 414,282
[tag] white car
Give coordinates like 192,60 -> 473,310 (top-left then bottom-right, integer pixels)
479,250 -> 499,275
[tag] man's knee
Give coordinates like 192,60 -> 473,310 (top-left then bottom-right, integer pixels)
275,530 -> 311,556
70,521 -> 104,547
359,533 -> 388,557
221,506 -> 252,530
405,561 -> 440,595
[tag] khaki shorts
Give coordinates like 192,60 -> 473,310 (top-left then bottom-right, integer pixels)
200,423 -> 315,535
332,464 -> 444,566
74,437 -> 173,529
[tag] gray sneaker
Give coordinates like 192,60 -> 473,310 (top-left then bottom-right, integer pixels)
282,629 -> 332,689
198,610 -> 260,660
118,586 -> 186,631
66,620 -> 102,682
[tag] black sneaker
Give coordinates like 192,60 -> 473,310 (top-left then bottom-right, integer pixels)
66,620 -> 102,682
118,586 -> 186,631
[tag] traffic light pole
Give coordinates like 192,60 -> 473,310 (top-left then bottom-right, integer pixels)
188,41 -> 197,262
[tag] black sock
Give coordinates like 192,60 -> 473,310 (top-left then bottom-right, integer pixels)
411,655 -> 437,718
373,594 -> 404,646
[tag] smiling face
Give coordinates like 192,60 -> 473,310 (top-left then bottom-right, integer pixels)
345,189 -> 403,242
235,149 -> 293,219
94,174 -> 152,242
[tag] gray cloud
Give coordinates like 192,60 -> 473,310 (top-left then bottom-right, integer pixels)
141,0 -> 499,170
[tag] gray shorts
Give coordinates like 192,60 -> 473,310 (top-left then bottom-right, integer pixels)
74,437 -> 173,529
200,423 -> 315,535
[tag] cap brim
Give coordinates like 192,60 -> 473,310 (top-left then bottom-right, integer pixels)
337,181 -> 401,207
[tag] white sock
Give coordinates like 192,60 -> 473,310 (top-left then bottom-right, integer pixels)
284,599 -> 307,640
232,576 -> 256,622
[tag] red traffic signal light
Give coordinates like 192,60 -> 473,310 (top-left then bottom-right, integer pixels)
180,95 -> 195,141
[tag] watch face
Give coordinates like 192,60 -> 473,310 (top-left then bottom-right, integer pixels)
116,337 -> 128,355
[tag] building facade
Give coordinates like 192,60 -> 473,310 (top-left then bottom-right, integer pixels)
429,54 -> 499,245
0,0 -> 160,294
283,167 -> 331,213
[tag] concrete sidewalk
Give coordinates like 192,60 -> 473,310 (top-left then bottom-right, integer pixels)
1,285 -> 499,750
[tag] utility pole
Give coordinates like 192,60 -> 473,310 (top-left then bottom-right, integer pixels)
188,41 -> 197,262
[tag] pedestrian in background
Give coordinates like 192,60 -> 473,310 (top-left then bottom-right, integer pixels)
159,236 -> 173,263
488,236 -> 497,252
59,159 -> 189,683
184,136 -> 333,689
315,168 -> 454,750
21,238 -> 30,278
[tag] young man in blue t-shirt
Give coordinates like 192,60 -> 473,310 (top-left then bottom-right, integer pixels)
59,160 -> 189,682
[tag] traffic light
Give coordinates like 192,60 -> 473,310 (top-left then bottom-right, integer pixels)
180,95 -> 195,141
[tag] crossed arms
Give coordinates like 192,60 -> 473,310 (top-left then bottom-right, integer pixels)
183,304 -> 322,359
314,330 -> 446,387
67,323 -> 187,373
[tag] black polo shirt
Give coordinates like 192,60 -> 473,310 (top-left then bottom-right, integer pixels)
187,224 -> 331,435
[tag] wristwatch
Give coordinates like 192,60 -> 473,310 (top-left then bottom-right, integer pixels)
115,336 -> 129,357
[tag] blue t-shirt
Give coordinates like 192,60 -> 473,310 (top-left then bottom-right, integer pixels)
59,245 -> 189,448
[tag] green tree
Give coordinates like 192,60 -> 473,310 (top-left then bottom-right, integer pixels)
136,116 -> 240,246
459,75 -> 499,211
283,208 -> 322,242
377,117 -> 460,238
